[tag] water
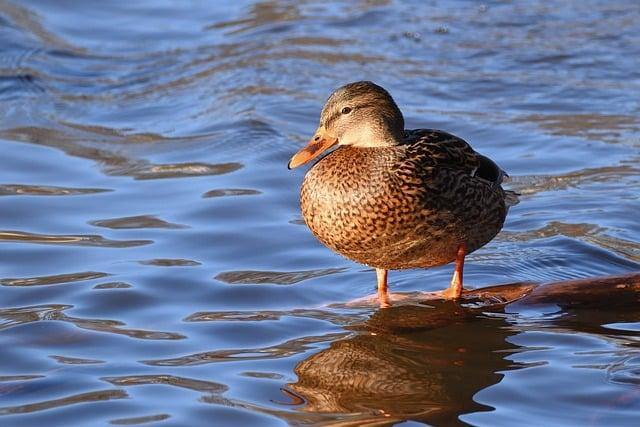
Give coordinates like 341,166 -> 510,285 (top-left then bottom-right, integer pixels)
1,0 -> 639,425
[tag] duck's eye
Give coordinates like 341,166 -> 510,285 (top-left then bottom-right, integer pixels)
341,107 -> 352,115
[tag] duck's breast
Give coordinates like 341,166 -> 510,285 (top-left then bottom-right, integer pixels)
299,144 -> 509,269
300,146 -> 453,268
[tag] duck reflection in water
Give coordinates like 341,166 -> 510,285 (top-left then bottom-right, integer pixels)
285,301 -> 517,425
282,275 -> 640,425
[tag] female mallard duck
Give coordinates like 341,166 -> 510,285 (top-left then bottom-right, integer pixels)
289,81 -> 517,307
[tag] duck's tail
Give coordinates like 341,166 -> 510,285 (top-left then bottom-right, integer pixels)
504,190 -> 520,209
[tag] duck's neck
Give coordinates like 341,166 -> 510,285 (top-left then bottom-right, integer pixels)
339,125 -> 404,148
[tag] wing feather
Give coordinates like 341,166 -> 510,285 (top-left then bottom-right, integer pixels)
403,129 -> 506,187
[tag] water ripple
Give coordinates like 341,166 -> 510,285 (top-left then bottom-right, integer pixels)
184,308 -> 363,326
103,374 -> 228,394
89,215 -> 187,230
60,314 -> 185,341
0,389 -> 128,416
143,333 -> 349,367
1,271 -> 110,287
608,353 -> 640,386
500,221 -> 640,263
123,162 -> 243,181
202,188 -> 261,198
50,355 -> 104,365
110,414 -> 171,425
93,282 -> 132,290
0,304 -> 185,340
206,3 -> 301,35
0,304 -> 69,330
214,268 -> 348,285
138,259 -> 201,267
0,375 -> 45,382
514,113 -> 640,143
509,165 -> 640,196
0,184 -> 111,196
0,127 -> 243,180
0,230 -> 151,248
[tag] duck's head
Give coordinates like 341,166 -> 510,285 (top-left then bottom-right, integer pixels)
288,81 -> 404,169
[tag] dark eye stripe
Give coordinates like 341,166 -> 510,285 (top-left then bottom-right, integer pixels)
325,110 -> 341,127
324,103 -> 374,127
326,106 -> 355,126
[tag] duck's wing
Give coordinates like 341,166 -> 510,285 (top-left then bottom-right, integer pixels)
403,129 -> 507,187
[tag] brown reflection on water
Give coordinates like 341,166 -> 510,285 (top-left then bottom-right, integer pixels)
138,258 -> 202,267
0,304 -> 184,340
0,304 -> 69,330
130,162 -> 242,181
59,312 -> 186,341
58,122 -> 176,144
50,355 -> 104,365
287,302 -> 516,425
202,188 -> 261,198
89,215 -> 187,229
93,282 -> 132,289
589,235 -> 640,263
0,184 -> 111,197
110,413 -> 171,425
184,308 -> 360,325
1,271 -> 110,287
215,268 -> 348,285
538,307 -> 640,343
143,332 -> 349,367
0,230 -> 151,248
0,1 -> 83,53
0,389 -> 127,415
277,285 -> 640,424
103,374 -> 228,394
0,375 -> 45,382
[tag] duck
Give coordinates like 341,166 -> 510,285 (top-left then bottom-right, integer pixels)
288,81 -> 517,307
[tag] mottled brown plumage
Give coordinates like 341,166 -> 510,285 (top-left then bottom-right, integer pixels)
289,81 -> 517,306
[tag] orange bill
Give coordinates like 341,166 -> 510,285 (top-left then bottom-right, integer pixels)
288,126 -> 338,169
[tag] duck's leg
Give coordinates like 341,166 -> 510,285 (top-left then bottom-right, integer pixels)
442,244 -> 466,299
376,268 -> 391,308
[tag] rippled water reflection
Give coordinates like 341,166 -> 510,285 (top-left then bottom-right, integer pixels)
1,0 -> 639,425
